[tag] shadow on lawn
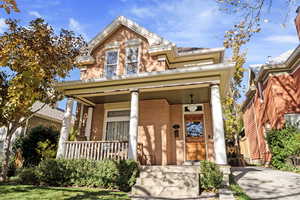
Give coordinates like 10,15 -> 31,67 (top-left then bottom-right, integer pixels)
0,184 -> 129,200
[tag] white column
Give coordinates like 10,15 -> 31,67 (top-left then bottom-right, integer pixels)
56,97 -> 74,158
211,84 -> 227,165
128,89 -> 139,160
85,107 -> 93,140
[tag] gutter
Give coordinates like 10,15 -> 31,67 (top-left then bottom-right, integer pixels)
55,62 -> 235,89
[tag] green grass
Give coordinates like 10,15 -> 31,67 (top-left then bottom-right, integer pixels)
0,184 -> 130,200
229,175 -> 251,200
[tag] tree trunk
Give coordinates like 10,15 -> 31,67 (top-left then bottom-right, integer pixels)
0,127 -> 16,182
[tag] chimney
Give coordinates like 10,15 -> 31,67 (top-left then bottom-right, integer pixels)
296,6 -> 300,40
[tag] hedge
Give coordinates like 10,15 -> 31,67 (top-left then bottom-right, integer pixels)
17,159 -> 139,192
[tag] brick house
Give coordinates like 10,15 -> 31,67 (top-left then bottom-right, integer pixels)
55,16 -> 234,168
241,46 -> 300,165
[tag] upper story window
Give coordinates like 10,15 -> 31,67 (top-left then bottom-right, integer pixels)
105,50 -> 118,78
125,47 -> 139,75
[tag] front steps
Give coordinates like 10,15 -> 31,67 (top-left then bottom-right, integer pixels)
131,166 -> 202,199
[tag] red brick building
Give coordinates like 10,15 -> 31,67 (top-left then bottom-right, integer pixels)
241,46 -> 300,165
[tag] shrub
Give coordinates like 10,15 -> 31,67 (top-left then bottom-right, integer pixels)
36,159 -> 71,186
199,160 -> 223,191
266,125 -> 300,170
17,168 -> 39,185
35,159 -> 139,191
116,159 -> 139,192
13,126 -> 59,167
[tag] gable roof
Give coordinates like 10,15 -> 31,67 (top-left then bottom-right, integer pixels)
87,16 -> 174,54
31,101 -> 65,122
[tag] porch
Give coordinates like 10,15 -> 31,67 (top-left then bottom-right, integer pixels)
56,64 -> 234,165
63,141 -> 144,162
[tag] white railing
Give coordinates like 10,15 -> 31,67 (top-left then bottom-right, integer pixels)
63,141 -> 129,161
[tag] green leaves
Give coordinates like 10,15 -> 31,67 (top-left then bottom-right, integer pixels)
266,125 -> 300,170
199,160 -> 223,191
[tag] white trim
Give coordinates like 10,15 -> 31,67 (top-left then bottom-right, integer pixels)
125,39 -> 141,47
87,16 -> 173,54
182,103 -> 207,162
102,108 -> 130,141
291,63 -> 300,75
183,104 -> 204,114
57,62 -> 235,86
105,41 -> 120,50
104,49 -> 120,78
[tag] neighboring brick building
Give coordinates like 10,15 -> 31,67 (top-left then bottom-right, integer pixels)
241,46 -> 300,165
56,16 -> 234,166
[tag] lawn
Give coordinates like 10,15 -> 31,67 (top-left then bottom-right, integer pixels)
0,184 -> 130,200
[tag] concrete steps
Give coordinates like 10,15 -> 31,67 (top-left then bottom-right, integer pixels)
131,166 -> 201,199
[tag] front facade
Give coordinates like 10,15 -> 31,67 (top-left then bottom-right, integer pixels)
241,46 -> 300,165
56,16 -> 234,166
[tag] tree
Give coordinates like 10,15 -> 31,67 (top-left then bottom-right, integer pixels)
0,0 -> 19,14
0,18 -> 85,181
217,0 -> 297,140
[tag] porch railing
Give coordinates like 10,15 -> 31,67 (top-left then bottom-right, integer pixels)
63,141 -> 129,161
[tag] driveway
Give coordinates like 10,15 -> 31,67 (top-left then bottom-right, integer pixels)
232,167 -> 300,200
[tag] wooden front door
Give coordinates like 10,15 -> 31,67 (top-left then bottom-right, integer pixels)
185,114 -> 206,161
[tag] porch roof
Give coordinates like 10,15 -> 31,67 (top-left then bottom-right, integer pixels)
56,62 -> 235,106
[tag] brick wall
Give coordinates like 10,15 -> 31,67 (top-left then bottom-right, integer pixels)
81,26 -> 165,80
243,71 -> 300,164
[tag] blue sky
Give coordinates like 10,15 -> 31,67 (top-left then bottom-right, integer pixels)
1,0 -> 299,109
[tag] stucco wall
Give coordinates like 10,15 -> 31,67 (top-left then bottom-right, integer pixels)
74,99 -> 214,165
203,103 -> 214,162
91,104 -> 104,140
138,99 -> 171,165
170,104 -> 184,165
80,26 -> 165,80
243,70 -> 300,164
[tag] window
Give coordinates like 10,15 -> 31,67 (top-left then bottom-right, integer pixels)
105,50 -> 118,78
104,110 -> 130,141
125,47 -> 139,75
284,113 -> 300,129
186,121 -> 204,137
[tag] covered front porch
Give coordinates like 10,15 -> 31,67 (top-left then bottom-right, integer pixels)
56,64 -> 234,165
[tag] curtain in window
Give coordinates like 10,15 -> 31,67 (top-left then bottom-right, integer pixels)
105,121 -> 130,141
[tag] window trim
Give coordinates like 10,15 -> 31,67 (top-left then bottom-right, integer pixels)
104,49 -> 119,78
125,46 -> 140,75
102,108 -> 130,141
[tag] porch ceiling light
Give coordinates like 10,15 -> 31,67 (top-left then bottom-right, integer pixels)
187,94 -> 197,112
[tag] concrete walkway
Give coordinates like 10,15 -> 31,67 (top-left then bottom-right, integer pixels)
232,167 -> 300,200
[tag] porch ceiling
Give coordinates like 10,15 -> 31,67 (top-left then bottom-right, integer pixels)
86,87 -> 209,104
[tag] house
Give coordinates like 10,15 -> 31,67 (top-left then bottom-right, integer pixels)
241,46 -> 300,165
0,101 -> 65,158
55,16 -> 234,167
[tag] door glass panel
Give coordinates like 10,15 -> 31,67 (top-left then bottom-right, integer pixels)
186,121 -> 204,137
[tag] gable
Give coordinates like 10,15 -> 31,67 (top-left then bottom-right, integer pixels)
88,16 -> 173,54
80,25 -> 167,80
